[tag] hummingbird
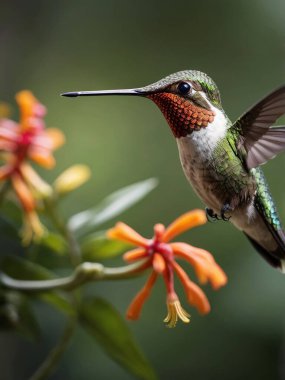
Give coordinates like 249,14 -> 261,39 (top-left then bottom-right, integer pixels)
62,70 -> 285,271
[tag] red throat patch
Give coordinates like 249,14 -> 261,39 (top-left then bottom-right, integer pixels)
147,93 -> 216,138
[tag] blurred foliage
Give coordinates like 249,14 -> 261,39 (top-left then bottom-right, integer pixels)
1,0 -> 285,379
80,297 -> 157,380
0,173 -> 158,379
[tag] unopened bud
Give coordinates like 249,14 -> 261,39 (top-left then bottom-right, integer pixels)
54,165 -> 91,195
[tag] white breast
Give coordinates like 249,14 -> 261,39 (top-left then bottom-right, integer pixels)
176,105 -> 229,210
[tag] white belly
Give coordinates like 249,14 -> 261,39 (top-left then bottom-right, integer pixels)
177,134 -> 223,211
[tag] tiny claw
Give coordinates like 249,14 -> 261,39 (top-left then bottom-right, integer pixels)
205,207 -> 221,222
221,203 -> 232,221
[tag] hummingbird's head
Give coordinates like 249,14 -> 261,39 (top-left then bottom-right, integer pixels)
62,70 -> 223,138
139,70 -> 222,137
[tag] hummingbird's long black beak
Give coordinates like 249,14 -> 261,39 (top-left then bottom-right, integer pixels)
61,88 -> 146,97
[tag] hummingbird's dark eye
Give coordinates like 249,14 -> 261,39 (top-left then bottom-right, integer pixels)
177,82 -> 191,95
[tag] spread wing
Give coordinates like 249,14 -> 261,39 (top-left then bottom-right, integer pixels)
231,85 -> 285,169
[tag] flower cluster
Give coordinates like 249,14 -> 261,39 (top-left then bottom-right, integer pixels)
108,209 -> 227,327
0,91 -> 64,242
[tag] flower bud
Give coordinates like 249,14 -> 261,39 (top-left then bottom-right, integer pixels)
54,165 -> 91,195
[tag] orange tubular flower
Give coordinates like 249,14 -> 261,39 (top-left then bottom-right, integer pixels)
108,210 -> 227,328
0,91 -> 65,242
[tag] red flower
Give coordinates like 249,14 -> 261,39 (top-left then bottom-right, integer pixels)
108,210 -> 227,327
0,91 -> 65,242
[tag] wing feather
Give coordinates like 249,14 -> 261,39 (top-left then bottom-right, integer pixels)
231,85 -> 285,168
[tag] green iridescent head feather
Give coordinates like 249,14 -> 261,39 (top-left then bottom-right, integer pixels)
139,70 -> 222,109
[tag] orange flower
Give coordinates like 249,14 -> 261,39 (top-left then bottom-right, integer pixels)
108,210 -> 227,328
0,91 -> 65,242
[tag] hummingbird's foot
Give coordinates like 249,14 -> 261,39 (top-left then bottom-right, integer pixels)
205,207 -> 221,222
221,203 -> 233,221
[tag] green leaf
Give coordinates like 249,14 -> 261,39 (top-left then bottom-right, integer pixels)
1,256 -> 74,315
81,231 -> 132,261
80,297 -> 157,380
38,232 -> 67,256
68,178 -> 158,236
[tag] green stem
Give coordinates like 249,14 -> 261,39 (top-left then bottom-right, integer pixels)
44,198 -> 81,266
29,317 -> 76,380
0,259 -> 149,292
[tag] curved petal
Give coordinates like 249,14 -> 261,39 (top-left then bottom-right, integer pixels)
32,134 -> 53,150
162,209 -> 207,242
171,242 -> 227,289
171,242 -> 215,263
45,128 -> 65,150
0,119 -> 20,133
11,173 -> 35,212
15,90 -> 40,128
0,140 -> 18,151
28,146 -> 55,169
0,122 -> 20,141
0,164 -> 13,180
126,271 -> 157,320
107,222 -> 149,247
123,248 -> 146,262
152,253 -> 166,274
172,261 -> 210,314
20,163 -> 52,197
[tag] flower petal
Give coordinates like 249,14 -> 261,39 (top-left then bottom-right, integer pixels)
153,223 -> 165,239
0,164 -> 12,180
28,146 -> 55,169
0,140 -> 18,151
152,253 -> 166,274
11,173 -> 35,212
172,261 -> 210,315
162,209 -> 207,242
20,163 -> 52,197
107,222 -> 149,247
0,123 -> 20,142
16,90 -> 44,129
126,271 -> 157,320
45,128 -> 65,150
123,248 -> 146,262
171,242 -> 227,289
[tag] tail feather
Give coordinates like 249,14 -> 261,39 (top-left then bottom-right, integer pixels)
231,206 -> 285,272
244,233 -> 284,270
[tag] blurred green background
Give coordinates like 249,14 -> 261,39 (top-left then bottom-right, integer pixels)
1,0 -> 285,379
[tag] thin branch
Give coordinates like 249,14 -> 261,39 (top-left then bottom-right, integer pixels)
29,317 -> 76,380
0,259 -> 149,292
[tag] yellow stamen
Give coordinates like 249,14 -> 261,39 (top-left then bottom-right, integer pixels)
21,211 -> 45,245
164,298 -> 191,328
